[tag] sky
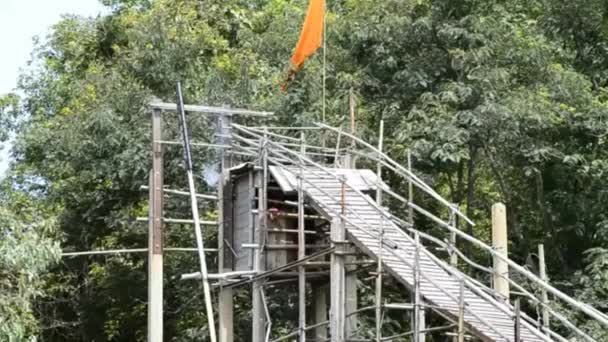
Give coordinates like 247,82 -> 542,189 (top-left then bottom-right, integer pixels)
0,0 -> 107,177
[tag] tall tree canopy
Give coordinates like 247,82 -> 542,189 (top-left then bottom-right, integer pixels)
2,0 -> 607,340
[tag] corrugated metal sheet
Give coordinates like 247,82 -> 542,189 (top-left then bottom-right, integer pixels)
276,166 -> 551,342
232,172 -> 254,271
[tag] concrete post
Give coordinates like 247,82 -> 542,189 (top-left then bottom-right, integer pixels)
148,108 -> 163,342
218,114 -> 234,342
330,219 -> 345,342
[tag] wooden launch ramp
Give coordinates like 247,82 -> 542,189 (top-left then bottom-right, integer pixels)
271,166 -> 551,342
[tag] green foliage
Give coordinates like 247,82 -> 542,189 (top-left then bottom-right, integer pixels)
0,204 -> 60,341
0,93 -> 20,142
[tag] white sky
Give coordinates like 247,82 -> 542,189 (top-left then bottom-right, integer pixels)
0,0 -> 107,177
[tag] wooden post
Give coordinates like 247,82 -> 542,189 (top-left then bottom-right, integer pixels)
538,244 -> 550,332
219,114 -> 234,342
148,108 -> 163,342
491,203 -> 510,300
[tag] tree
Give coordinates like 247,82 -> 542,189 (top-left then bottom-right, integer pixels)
5,0 -> 608,340
0,192 -> 60,340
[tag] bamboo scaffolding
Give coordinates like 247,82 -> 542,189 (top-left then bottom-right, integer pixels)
232,131 -> 515,342
137,110 -> 602,342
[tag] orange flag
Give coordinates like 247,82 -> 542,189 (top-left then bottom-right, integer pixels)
290,0 -> 325,69
283,0 -> 324,91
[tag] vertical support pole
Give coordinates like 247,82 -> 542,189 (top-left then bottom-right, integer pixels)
313,284 -> 328,341
298,132 -> 307,342
148,109 -> 163,342
219,114 -> 234,342
330,177 -> 347,342
333,126 -> 343,168
349,87 -> 356,140
345,262 -> 358,338
252,130 -> 268,342
514,299 -> 521,342
413,232 -> 421,342
407,150 -> 414,225
345,87 -> 356,168
330,217 -> 345,342
538,244 -> 550,333
457,281 -> 465,342
491,203 -> 510,300
450,206 -> 459,342
375,120 -> 384,342
449,205 -> 458,268
408,153 -> 425,341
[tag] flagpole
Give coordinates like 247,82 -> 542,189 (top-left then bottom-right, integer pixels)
322,0 -> 327,123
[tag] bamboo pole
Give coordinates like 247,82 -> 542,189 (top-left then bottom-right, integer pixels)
514,299 -> 522,342
176,83 -> 216,342
298,132 -> 307,342
449,205 -> 458,268
457,281 -> 465,342
375,120 -> 384,342
408,150 -> 414,225
413,232 -> 421,342
538,244 -> 550,332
